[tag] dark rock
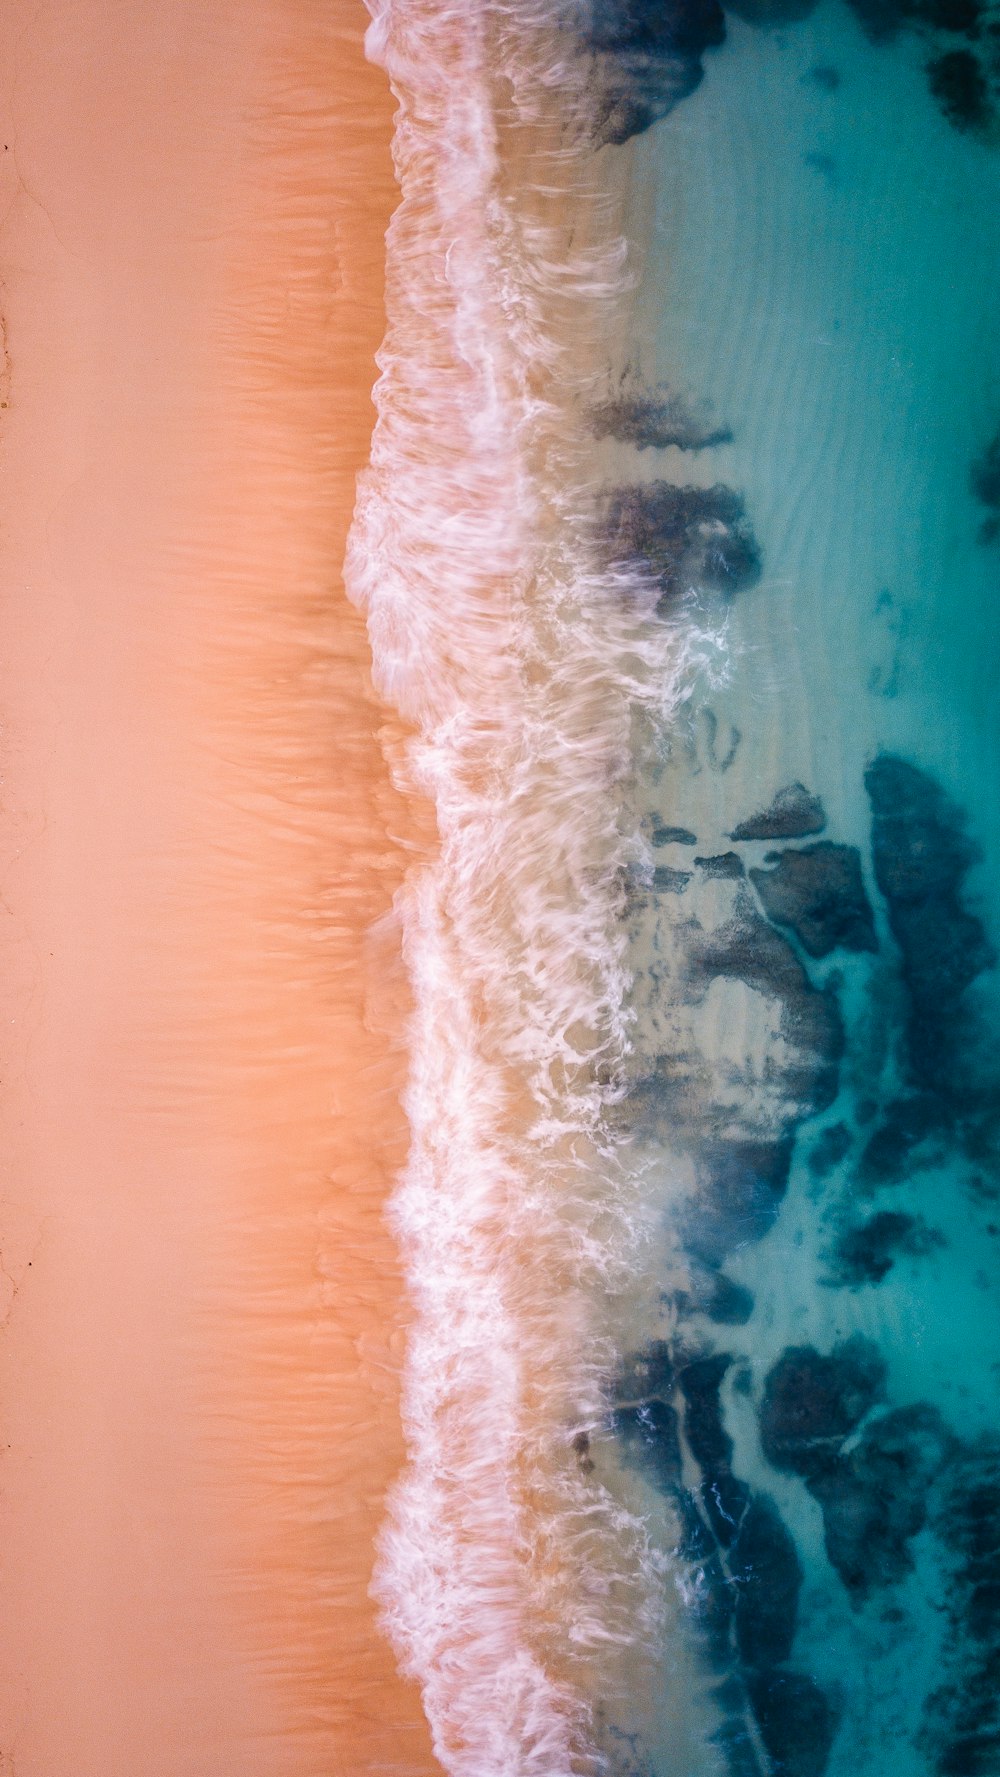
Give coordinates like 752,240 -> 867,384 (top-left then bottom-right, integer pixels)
807,1122 -> 853,1177
614,1398 -> 684,1491
857,1094 -> 944,1187
746,1670 -> 838,1777
811,1404 -> 952,1598
731,784 -> 827,843
601,482 -> 762,607
653,823 -> 698,846
759,1338 -> 887,1482
615,1339 -> 677,1404
921,1444 -> 1000,1774
726,0 -> 820,22
592,393 -> 733,451
698,852 -> 746,879
845,0 -> 981,38
865,756 -> 995,1088
692,893 -> 844,1120
679,1352 -> 751,1547
690,1137 -> 795,1263
585,0 -> 727,143
971,432 -> 1000,512
927,50 -> 990,132
826,1210 -> 946,1286
655,864 -> 693,893
731,1495 -> 803,1668
700,1269 -> 756,1325
712,1713 -> 766,1777
805,64 -> 841,88
750,844 -> 877,959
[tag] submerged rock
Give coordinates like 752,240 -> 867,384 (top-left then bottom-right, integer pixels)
654,863 -> 694,893
680,1353 -> 751,1547
865,755 -> 995,1089
807,1122 -> 853,1177
750,843 -> 877,959
731,1495 -> 803,1668
812,1404 -> 952,1599
698,852 -> 746,879
731,784 -> 827,843
692,891 -> 844,1121
601,481 -> 762,607
653,823 -> 698,846
857,1093 -> 944,1187
585,0 -> 727,143
759,1338 -> 887,1481
697,1268 -> 756,1325
614,1398 -> 684,1491
746,1669 -> 839,1777
923,1443 -> 1000,1775
927,49 -> 991,134
825,1209 -> 945,1286
691,1137 -> 795,1262
592,392 -> 733,451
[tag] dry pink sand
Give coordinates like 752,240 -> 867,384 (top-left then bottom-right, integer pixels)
0,3 -> 439,1772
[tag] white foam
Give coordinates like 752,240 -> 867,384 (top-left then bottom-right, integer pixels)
346,3 -> 719,1771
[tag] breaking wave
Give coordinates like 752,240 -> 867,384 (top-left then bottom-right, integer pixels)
345,2 -> 720,1770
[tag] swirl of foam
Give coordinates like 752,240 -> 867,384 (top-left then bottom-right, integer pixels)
347,3 -> 718,1771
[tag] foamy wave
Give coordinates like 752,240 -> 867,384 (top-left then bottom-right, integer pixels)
346,3 -> 717,1771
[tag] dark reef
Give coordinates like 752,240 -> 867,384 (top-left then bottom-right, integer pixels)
584,0 -> 727,143
746,1670 -> 839,1777
825,1208 -> 945,1285
653,823 -> 698,846
811,1403 -> 952,1598
698,851 -> 746,879
971,429 -> 1000,545
731,784 -> 827,843
865,754 -> 995,1092
749,843 -> 877,959
601,481 -> 763,608
759,1338 -> 887,1481
927,49 -> 991,132
592,392 -> 733,451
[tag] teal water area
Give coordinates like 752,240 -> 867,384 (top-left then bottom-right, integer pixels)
597,2 -> 1000,1772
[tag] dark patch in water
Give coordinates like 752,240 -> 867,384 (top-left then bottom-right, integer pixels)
922,1441 -> 1000,1775
807,1121 -> 853,1177
805,63 -> 842,87
690,1137 -> 796,1263
731,1495 -> 803,1666
700,1269 -> 757,1324
654,863 -> 694,893
698,851 -> 746,879
865,755 -> 995,1092
614,1398 -> 684,1490
750,843 -> 877,959
745,1670 -> 839,1777
856,1093 -> 945,1188
731,784 -> 827,842
759,1338 -> 887,1481
602,481 -> 763,608
585,0 -> 727,143
592,392 -> 733,451
971,429 -> 1000,543
812,1404 -> 953,1599
927,48 -> 991,131
824,1208 -> 946,1285
653,822 -> 698,845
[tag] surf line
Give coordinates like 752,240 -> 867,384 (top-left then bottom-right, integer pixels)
347,2 -> 717,1769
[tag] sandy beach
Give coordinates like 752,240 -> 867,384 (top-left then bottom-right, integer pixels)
0,2 -> 440,1772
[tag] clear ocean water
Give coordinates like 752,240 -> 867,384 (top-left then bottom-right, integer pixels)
354,2 -> 1000,1772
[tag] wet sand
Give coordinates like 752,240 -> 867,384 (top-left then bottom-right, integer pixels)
0,2 -> 439,1772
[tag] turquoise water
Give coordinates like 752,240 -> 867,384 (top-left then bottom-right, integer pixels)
602,3 -> 1000,1772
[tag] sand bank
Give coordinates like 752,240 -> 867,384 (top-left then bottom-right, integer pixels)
0,2 -> 439,1772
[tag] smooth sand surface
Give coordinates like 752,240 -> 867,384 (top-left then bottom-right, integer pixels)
0,2 -> 439,1772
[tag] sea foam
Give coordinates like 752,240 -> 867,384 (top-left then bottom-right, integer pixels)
346,3 -> 717,1770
